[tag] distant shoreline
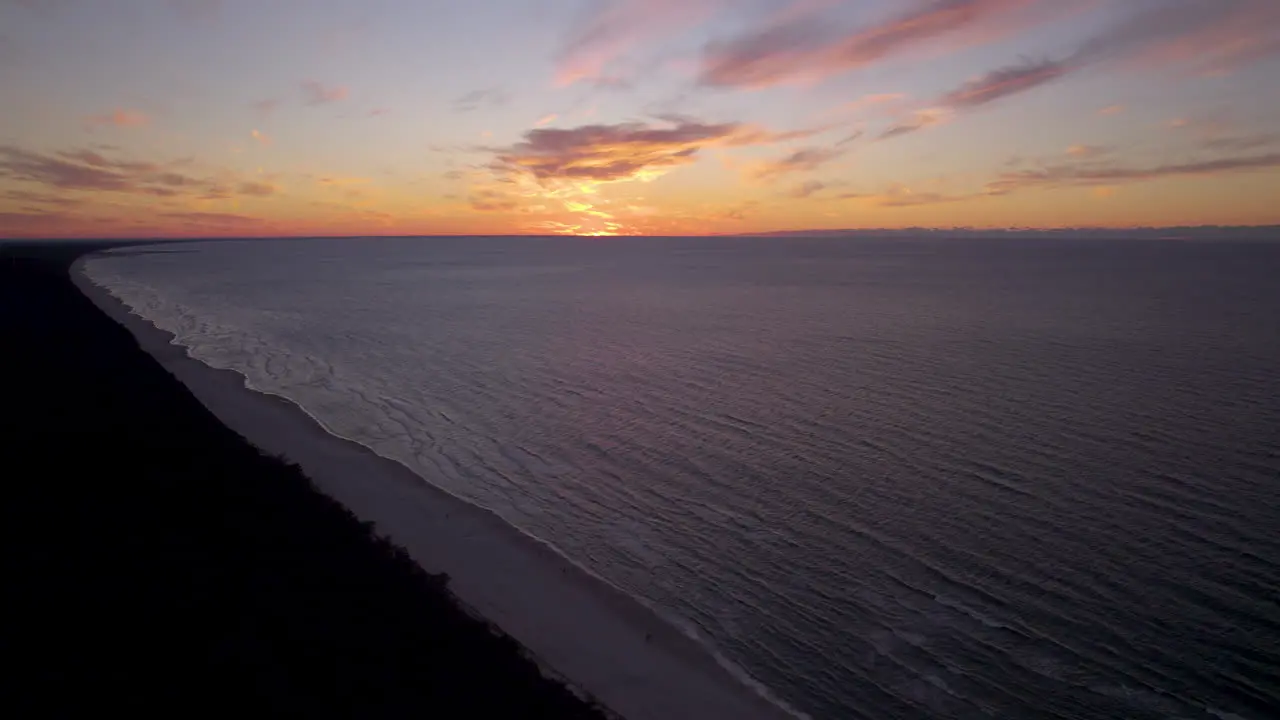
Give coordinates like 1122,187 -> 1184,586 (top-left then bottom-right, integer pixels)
4,224 -> 1278,244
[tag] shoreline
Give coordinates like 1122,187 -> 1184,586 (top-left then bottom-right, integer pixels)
73,255 -> 802,720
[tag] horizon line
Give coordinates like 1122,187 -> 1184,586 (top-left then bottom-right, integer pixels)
3,224 -> 1280,243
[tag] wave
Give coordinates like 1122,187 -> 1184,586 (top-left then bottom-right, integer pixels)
80,256 -> 810,720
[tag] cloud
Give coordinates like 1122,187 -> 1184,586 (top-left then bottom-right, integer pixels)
453,87 -> 509,113
1202,133 -> 1280,153
879,108 -> 953,139
836,131 -> 864,147
368,108 -> 390,117
1066,144 -> 1109,158
938,58 -> 1069,108
876,57 -> 1066,141
698,0 -> 1050,89
0,145 -> 277,201
236,181 -> 276,197
490,118 -> 813,186
250,129 -> 271,146
301,80 -> 349,105
750,147 -> 844,181
554,0 -> 722,87
536,113 -> 558,127
1073,0 -> 1280,75
0,145 -> 153,191
160,211 -> 268,227
988,151 -> 1280,194
1098,104 -> 1125,116
83,109 -> 150,130
789,180 -> 829,198
2,188 -> 83,207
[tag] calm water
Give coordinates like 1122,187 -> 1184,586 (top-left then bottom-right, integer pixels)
86,236 -> 1280,719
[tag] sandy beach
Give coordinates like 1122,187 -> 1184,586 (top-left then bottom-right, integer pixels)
72,256 -> 799,720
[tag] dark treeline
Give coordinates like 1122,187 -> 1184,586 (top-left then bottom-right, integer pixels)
1,241 -> 608,718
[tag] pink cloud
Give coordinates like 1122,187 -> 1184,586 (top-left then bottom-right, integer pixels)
554,0 -> 723,87
1075,0 -> 1280,75
489,117 -> 821,187
749,147 -> 844,182
938,58 -> 1069,108
301,80 -> 349,105
83,109 -> 150,130
698,0 -> 1053,89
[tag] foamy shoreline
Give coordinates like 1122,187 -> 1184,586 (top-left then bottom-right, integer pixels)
73,256 -> 801,720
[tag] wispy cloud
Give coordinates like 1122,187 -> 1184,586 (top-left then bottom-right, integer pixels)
988,152 -> 1280,195
453,87 -> 509,113
2,188 -> 83,207
1098,104 -> 1125,116
301,80 -> 349,105
236,180 -> 276,197
554,0 -> 722,87
749,147 -> 844,181
1066,144 -> 1109,158
698,0 -> 1052,89
1074,0 -> 1280,75
536,113 -> 559,127
0,145 -> 275,201
489,117 -> 818,187
938,58 -> 1068,108
160,211 -> 269,227
879,108 -> 953,140
789,179 -> 830,198
468,188 -> 520,212
250,129 -> 271,146
83,108 -> 150,130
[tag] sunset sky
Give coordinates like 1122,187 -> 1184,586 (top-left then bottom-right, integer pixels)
2,0 -> 1279,237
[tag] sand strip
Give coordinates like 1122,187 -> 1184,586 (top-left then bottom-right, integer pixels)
73,258 -> 799,720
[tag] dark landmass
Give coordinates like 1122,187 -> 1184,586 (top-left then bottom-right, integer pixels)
723,225 -> 1280,240
1,241 -> 608,718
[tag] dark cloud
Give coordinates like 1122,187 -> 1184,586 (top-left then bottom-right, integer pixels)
988,152 -> 1280,194
2,189 -> 83,206
752,147 -> 843,181
492,119 -> 749,184
0,145 -> 275,200
836,130 -> 864,147
939,58 -> 1068,108
236,180 -> 276,197
878,109 -> 951,140
699,0 -> 1040,89
0,145 -> 140,191
1072,0 -> 1280,73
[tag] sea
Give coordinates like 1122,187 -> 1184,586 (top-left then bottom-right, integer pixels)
83,235 -> 1280,720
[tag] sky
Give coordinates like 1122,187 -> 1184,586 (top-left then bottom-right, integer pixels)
2,0 -> 1279,238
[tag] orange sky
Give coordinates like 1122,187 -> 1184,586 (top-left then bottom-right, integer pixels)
3,0 -> 1280,238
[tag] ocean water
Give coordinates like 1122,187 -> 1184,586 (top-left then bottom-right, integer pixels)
85,236 -> 1280,719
